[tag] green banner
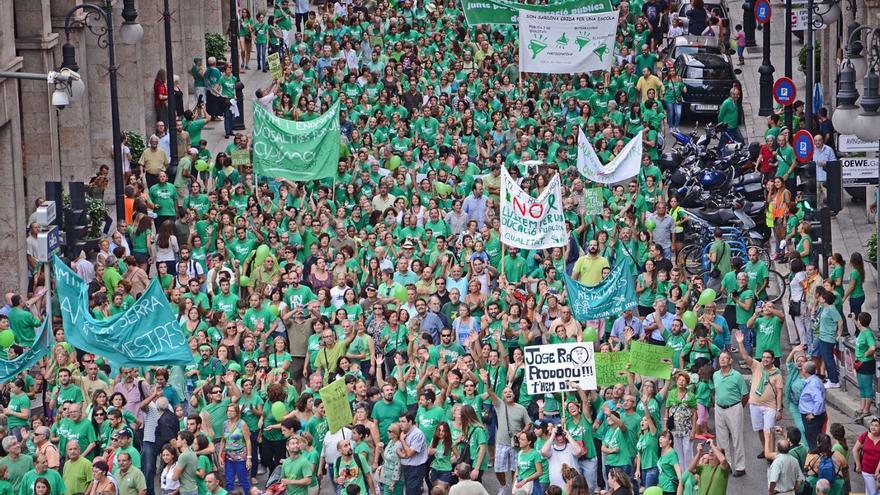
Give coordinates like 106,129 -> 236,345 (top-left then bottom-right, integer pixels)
53,257 -> 194,368
320,378 -> 353,433
563,263 -> 637,320
461,0 -> 612,25
629,342 -> 674,380
584,188 -> 603,215
0,320 -> 51,383
267,52 -> 283,81
252,100 -> 341,182
595,351 -> 629,387
231,149 -> 250,168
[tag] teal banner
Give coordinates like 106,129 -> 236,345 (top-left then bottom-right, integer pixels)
461,0 -> 613,25
53,257 -> 194,367
563,263 -> 637,320
0,320 -> 50,383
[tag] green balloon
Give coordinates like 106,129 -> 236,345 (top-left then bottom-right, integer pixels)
195,159 -> 209,172
269,305 -> 280,317
697,288 -> 717,306
239,275 -> 252,287
0,330 -> 14,348
388,155 -> 402,170
271,401 -> 287,421
255,244 -> 271,266
644,488 -> 663,495
682,310 -> 697,330
645,219 -> 657,231
583,326 -> 598,342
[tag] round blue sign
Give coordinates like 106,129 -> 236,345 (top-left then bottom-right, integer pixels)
773,77 -> 796,107
755,0 -> 771,24
793,130 -> 814,163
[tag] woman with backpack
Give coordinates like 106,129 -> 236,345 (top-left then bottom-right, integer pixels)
453,405 -> 488,482
804,433 -> 847,495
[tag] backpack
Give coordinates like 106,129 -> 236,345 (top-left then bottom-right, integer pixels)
817,455 -> 836,482
335,452 -> 367,485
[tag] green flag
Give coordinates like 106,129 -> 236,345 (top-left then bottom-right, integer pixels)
53,256 -> 194,368
461,0 -> 612,25
320,378 -> 353,433
595,351 -> 630,387
629,342 -> 674,380
252,100 -> 341,182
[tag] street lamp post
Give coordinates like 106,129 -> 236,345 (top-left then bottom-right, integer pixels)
162,0 -> 177,169
228,0 -> 245,131
60,0 -> 143,225
784,0 -> 793,130
757,7 -> 774,116
804,0 -> 842,133
743,1 -> 758,47
835,26 -> 880,343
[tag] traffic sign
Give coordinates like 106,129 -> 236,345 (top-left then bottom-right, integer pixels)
755,0 -> 771,24
773,77 -> 796,107
36,226 -> 61,263
793,130 -> 814,163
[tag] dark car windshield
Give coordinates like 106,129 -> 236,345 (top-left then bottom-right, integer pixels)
674,45 -> 722,57
680,2 -> 727,16
684,64 -> 732,80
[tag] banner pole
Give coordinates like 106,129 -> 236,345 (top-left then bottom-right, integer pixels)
500,242 -> 506,279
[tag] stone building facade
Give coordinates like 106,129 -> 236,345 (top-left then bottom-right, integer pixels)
0,0 -> 225,293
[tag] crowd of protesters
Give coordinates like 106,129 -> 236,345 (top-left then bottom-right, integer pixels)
5,0 -> 880,494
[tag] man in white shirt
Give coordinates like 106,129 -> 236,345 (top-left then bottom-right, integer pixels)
813,134 -> 837,208
254,81 -> 278,113
449,463 -> 489,495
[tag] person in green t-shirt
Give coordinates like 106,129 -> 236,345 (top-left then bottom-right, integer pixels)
748,302 -> 785,361
731,272 -> 755,354
843,253 -> 866,317
333,440 -> 373,495
817,291 -> 843,387
173,431 -> 199,495
281,437 -> 312,495
6,296 -> 40,347
513,432 -> 544,493
854,312 -> 877,418
691,440 -> 732,495
602,410 -> 634,472
657,430 -> 682,494
148,171 -> 177,224
4,380 -> 30,432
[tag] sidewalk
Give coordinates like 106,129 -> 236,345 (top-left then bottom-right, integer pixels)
189,55 -> 273,159
731,3 -> 877,423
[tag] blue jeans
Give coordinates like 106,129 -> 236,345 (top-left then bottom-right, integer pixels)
665,102 -> 683,128
401,463 -> 427,495
817,340 -> 839,383
256,43 -> 267,70
225,458 -> 251,493
577,456 -> 598,491
249,430 -> 260,478
142,441 -> 158,495
640,467 -> 659,488
739,324 -> 753,356
224,107 -> 234,137
485,404 -> 497,444
850,296 -> 865,317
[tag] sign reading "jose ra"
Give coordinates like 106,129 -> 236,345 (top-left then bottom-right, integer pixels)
524,342 -> 597,393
